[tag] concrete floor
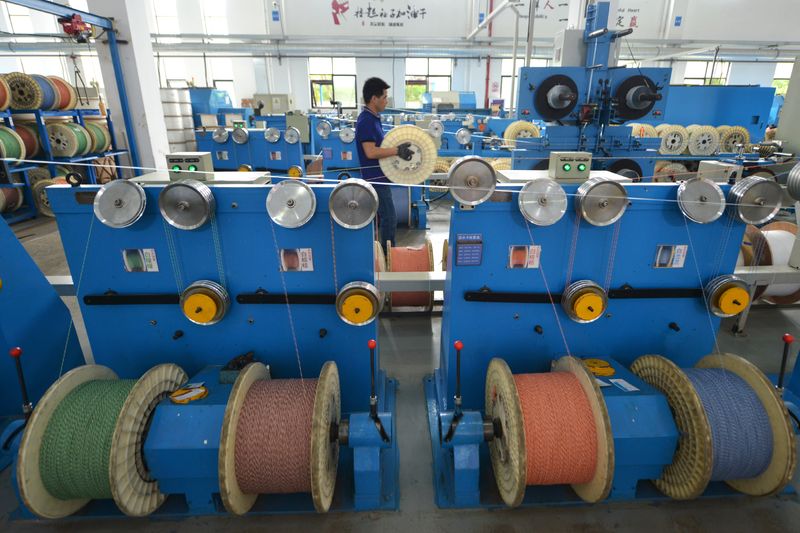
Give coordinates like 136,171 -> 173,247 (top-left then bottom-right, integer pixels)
2,199 -> 800,532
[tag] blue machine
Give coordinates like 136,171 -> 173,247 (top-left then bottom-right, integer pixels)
422,91 -> 477,112
7,179 -> 399,517
189,88 -> 234,128
196,126 -> 305,175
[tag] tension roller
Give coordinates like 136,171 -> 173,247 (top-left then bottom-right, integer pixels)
328,178 -> 378,230
93,180 -> 147,228
705,275 -> 750,317
159,179 -> 216,230
213,127 -> 230,143
631,353 -> 795,499
574,176 -> 628,226
518,177 -> 567,226
562,280 -> 608,323
336,281 -> 382,326
379,125 -> 436,185
17,363 -> 187,518
266,180 -> 316,228
727,176 -> 782,225
180,280 -> 230,325
485,357 -> 613,507
448,156 -> 496,206
219,361 -> 341,514
677,177 -> 725,224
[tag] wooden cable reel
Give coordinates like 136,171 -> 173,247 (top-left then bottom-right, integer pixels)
385,238 -> 435,311
490,158 -> 512,171
4,72 -> 43,110
379,125 -> 437,185
503,121 -> 541,149
628,123 -> 658,138
653,161 -> 689,182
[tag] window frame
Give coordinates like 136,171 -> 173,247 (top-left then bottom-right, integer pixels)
772,62 -> 793,97
213,79 -> 237,106
683,60 -> 730,86
403,58 -> 453,109
308,57 -> 358,110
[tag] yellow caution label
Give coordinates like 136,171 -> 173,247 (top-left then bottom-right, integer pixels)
182,293 -> 218,324
717,286 -> 750,316
584,358 -> 616,377
573,292 -> 604,321
340,293 -> 375,324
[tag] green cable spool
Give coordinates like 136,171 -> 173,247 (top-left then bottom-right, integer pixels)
0,125 -> 23,161
64,123 -> 90,155
39,379 -> 137,500
84,121 -> 108,153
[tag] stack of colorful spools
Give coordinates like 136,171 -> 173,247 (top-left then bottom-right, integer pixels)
2,72 -> 78,111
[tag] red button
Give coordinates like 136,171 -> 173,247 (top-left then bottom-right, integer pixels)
454,340 -> 463,351
9,347 -> 22,358
367,339 -> 377,350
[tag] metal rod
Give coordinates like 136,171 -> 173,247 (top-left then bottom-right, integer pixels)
524,0 -> 537,67
509,7 -> 520,115
779,334 -> 793,390
9,347 -> 33,419
467,0 -> 513,40
106,29 -> 142,174
454,340 -> 463,414
368,339 -> 377,416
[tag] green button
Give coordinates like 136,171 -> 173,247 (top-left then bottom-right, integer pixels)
578,163 -> 586,171
562,163 -> 571,172
171,164 -> 181,171
188,164 -> 198,172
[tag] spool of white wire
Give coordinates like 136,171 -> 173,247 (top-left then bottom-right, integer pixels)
762,224 -> 800,298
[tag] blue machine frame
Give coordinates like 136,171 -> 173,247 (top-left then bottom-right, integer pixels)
196,126 -> 305,175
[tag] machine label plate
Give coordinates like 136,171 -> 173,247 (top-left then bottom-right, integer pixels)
270,151 -> 282,160
508,245 -> 541,269
455,233 -> 483,266
280,248 -> 314,272
341,151 -> 353,161
322,147 -> 333,160
609,378 -> 640,392
654,244 -> 687,269
122,249 -> 159,272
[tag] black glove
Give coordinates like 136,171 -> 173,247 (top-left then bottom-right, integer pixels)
396,142 -> 414,161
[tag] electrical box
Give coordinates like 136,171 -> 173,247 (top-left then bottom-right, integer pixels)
166,152 -> 213,181
548,151 -> 592,180
253,93 -> 295,114
552,28 -> 620,67
286,110 -> 310,143
697,160 -> 742,183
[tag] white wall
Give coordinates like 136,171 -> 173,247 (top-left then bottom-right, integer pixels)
356,58 -> 404,108
727,63 -> 778,87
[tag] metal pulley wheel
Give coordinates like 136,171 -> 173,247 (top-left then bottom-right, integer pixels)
315,120 -> 332,138
562,280 -> 607,323
158,179 -> 216,230
335,281 -> 382,326
338,127 -> 355,144
379,125 -> 436,185
284,126 -> 301,144
705,275 -> 750,318
657,125 -> 689,155
231,127 -> 249,145
180,280 -> 230,325
534,74 -> 579,121
448,156 -> 496,206
727,176 -> 782,225
518,177 -> 567,226
455,128 -> 472,145
574,177 -> 628,226
677,177 -> 725,224
266,179 -> 316,228
686,125 -> 720,156
428,120 -> 444,139
93,179 -> 147,228
212,127 -> 229,144
265,127 -> 280,143
328,178 -> 378,229
786,161 -> 800,201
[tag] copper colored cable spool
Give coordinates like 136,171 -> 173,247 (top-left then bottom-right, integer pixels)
485,357 -> 613,507
739,225 -> 772,300
0,187 -> 23,213
15,123 -> 40,157
47,76 -> 77,110
386,238 -> 434,310
509,245 -> 528,268
0,76 -> 10,111
219,362 -> 341,514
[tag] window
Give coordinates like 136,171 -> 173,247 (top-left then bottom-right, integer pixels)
500,58 -> 548,109
683,61 -> 730,86
773,62 -> 793,97
167,79 -> 189,88
308,57 -> 357,109
405,58 -> 452,109
214,80 -> 237,106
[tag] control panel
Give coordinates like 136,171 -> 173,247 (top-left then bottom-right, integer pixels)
166,152 -> 213,181
548,151 -> 592,181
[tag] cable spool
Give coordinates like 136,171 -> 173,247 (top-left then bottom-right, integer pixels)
93,156 -> 118,184
677,177 -> 725,223
562,280 -> 608,323
386,239 -> 434,310
27,166 -> 51,187
518,177 -> 567,226
30,75 -> 59,110
180,280 -> 230,325
614,75 -> 660,121
0,188 -> 23,213
485,357 -> 613,507
653,161 -> 689,182
628,123 -> 658,138
727,176 -> 782,225
14,122 -> 40,158
433,158 -> 452,174
658,125 -> 689,155
0,124 -> 26,165
84,121 -> 110,153
705,275 -> 750,317
335,281 -> 382,325
47,76 -> 78,110
17,363 -> 187,518
490,158 -> 512,172
448,155 -> 496,206
46,122 -> 79,157
31,179 -> 55,217
720,126 -> 750,153
716,125 -> 731,139
574,176 -> 628,226
503,121 -> 540,149
748,221 -> 800,304
219,361 -> 341,514
159,179 -> 216,230
686,125 -> 720,156
4,72 -> 42,110
67,123 -> 91,155
0,76 -> 10,111
607,159 -> 643,181
630,353 -> 795,499
94,179 -> 147,228
379,125 -> 437,185
266,179 -> 316,229
328,178 -> 378,230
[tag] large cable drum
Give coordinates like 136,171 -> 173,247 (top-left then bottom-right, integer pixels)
379,125 -> 436,185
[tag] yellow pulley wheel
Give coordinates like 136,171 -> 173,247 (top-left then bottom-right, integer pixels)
340,294 -> 375,324
705,275 -> 750,318
336,281 -> 382,326
562,280 -> 607,323
182,293 -> 218,324
179,280 -> 230,325
574,292 -> 604,322
717,286 -> 750,316
287,165 -> 303,178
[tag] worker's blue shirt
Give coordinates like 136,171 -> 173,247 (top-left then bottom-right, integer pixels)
355,108 -> 388,183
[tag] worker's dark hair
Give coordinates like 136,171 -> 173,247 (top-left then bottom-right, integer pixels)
363,77 -> 390,104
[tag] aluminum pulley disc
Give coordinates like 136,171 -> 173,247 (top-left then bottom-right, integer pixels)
266,180 -> 316,228
677,177 -> 725,224
518,177 -> 567,226
455,127 -> 472,145
284,126 -> 301,144
787,161 -> 800,201
338,127 -> 355,144
575,177 -> 628,226
231,127 -> 249,145
93,179 -> 147,228
328,178 -> 378,229
727,176 -> 782,225
212,127 -> 229,143
428,120 -> 444,138
379,125 -> 437,185
265,127 -> 280,143
686,125 -> 720,156
158,179 -> 216,230
315,120 -> 332,138
448,156 -> 496,206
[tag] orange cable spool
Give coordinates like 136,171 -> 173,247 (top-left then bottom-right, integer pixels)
0,77 -> 10,111
48,76 -> 72,110
15,123 -> 40,158
386,239 -> 434,309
